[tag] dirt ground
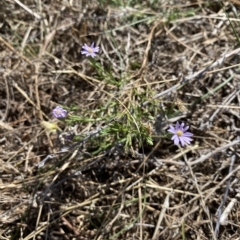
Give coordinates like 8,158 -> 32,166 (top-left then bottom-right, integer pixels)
0,0 -> 240,239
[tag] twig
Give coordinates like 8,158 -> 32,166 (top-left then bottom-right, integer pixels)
152,191 -> 171,240
214,154 -> 236,238
12,80 -> 48,119
165,25 -> 207,58
12,0 -> 41,20
204,165 -> 240,202
2,76 -> 10,121
209,90 -> 238,123
138,184 -> 143,240
142,47 -> 240,106
0,36 -> 32,64
189,139 -> 239,166
181,147 -> 216,240
220,193 -> 240,224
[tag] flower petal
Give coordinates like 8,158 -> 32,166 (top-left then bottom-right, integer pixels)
168,128 -> 176,134
183,132 -> 193,137
180,122 -> 185,128
175,122 -> 180,129
172,135 -> 180,145
179,137 -> 186,147
182,136 -> 193,144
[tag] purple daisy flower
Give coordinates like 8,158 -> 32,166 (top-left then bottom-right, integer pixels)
168,122 -> 193,147
81,43 -> 99,58
52,106 -> 67,119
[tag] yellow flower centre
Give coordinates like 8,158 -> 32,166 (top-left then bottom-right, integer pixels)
176,130 -> 183,136
88,47 -> 93,52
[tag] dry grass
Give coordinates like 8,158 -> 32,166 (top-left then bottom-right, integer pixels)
0,0 -> 240,239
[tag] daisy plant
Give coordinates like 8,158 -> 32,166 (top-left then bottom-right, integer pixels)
81,43 -> 100,58
168,122 -> 193,147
